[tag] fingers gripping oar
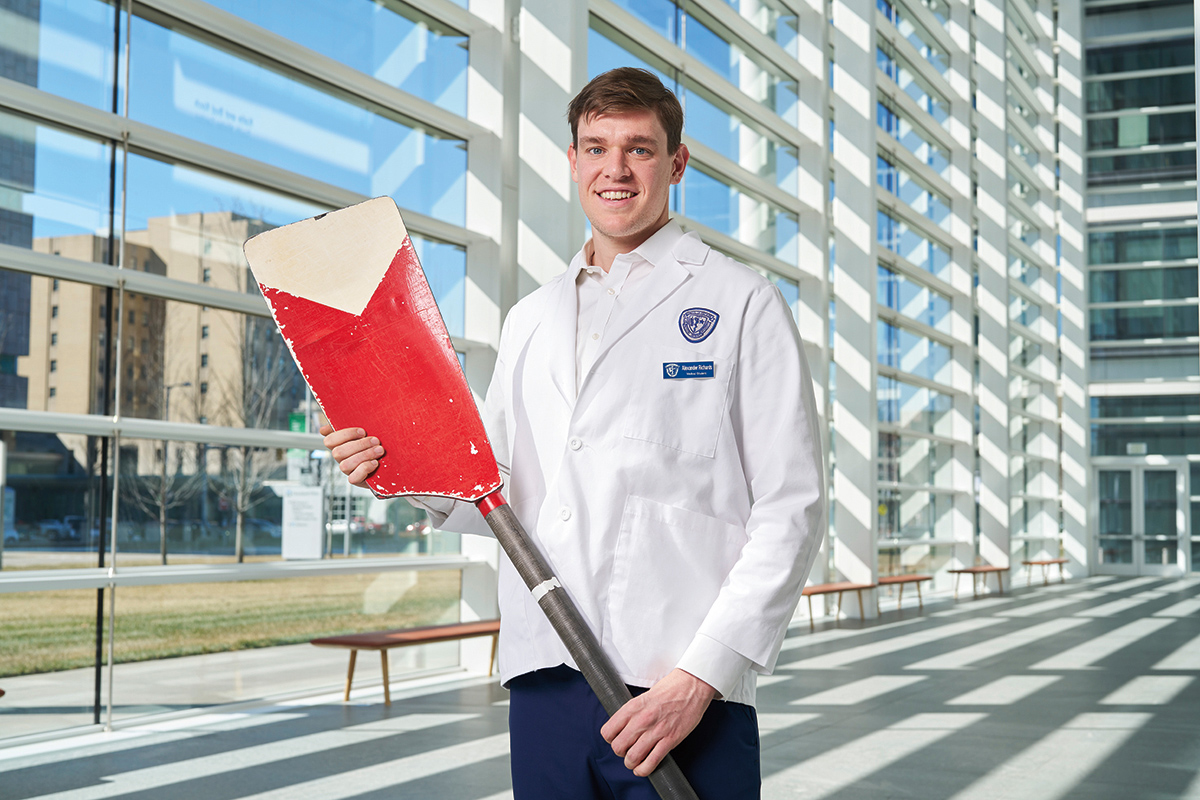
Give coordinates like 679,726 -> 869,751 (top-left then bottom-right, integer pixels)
243,197 -> 700,800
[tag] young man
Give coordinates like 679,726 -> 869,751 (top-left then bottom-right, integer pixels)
323,68 -> 825,799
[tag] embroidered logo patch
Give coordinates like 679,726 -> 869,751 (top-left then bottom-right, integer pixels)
679,307 -> 719,343
663,361 -> 715,379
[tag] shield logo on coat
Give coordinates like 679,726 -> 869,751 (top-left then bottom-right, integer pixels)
665,363 -> 680,378
679,308 -> 719,343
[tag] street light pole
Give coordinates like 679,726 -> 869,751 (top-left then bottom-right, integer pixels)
159,381 -> 191,565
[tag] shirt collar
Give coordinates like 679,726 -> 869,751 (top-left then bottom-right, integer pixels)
569,218 -> 685,280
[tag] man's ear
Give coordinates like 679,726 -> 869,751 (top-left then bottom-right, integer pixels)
568,142 -> 579,183
670,143 -> 690,185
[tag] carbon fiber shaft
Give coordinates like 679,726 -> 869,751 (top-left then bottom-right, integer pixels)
481,501 -> 700,800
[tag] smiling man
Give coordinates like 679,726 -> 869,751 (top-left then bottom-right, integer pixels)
324,68 -> 825,799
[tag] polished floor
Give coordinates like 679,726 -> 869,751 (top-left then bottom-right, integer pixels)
3,574 -> 1200,799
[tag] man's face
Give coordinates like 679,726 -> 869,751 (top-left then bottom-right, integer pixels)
568,109 -> 688,249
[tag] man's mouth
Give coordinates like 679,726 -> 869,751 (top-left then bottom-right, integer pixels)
598,190 -> 637,200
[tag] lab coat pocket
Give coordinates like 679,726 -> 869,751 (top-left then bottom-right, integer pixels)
622,346 -> 732,458
608,495 -> 748,681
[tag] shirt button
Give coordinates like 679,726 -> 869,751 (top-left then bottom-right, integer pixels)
607,288 -> 615,295
569,437 -> 582,451
559,507 -> 572,521
591,333 -> 599,340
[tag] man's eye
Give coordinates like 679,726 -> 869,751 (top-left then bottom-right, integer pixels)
632,148 -> 649,155
588,148 -> 603,155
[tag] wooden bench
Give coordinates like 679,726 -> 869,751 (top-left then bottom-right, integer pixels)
312,619 -> 500,705
801,581 -> 876,631
1022,558 -> 1069,586
948,566 -> 1008,599
876,574 -> 932,611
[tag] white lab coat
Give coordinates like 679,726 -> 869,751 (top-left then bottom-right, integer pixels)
429,226 -> 825,706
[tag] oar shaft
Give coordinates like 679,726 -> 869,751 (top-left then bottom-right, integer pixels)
477,495 -> 700,800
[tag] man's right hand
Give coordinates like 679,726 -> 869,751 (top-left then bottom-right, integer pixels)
321,424 -> 384,487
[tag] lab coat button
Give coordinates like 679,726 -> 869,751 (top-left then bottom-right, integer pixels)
569,437 -> 582,451
559,507 -> 572,521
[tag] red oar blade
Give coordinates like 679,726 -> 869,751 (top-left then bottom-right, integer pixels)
243,197 -> 502,501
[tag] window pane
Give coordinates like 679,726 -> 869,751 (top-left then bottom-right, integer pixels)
684,167 -> 797,259
204,0 -> 469,115
1089,307 -> 1200,340
877,100 -> 950,180
878,433 -> 953,486
878,265 -> 952,332
1088,111 -> 1196,150
876,156 -> 951,230
1089,267 -> 1198,302
877,374 -> 954,436
1092,395 -> 1200,418
877,320 -> 952,384
129,16 -> 467,224
1092,422 -> 1200,456
1088,227 -> 1199,265
877,488 -> 951,539
685,84 -> 799,196
685,12 -> 797,125
608,0 -> 680,41
1088,150 -> 1197,184
878,209 -> 951,281
0,0 -> 117,111
1087,38 -> 1195,74
1087,72 -> 1196,112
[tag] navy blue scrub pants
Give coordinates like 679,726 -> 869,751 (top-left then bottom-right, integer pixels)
508,665 -> 760,799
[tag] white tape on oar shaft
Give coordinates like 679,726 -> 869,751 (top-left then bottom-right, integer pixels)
531,577 -> 562,601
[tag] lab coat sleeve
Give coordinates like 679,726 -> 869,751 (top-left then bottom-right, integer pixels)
681,282 -> 826,691
405,322 -> 513,539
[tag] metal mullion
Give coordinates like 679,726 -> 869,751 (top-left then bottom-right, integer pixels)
876,249 -> 963,301
0,408 -> 322,450
1091,259 -> 1200,271
0,244 -> 271,318
877,193 -> 954,256
684,138 -> 810,216
883,144 -> 960,205
876,77 -> 954,155
1007,112 -> 1045,157
1008,152 -> 1051,198
690,0 -> 806,83
1009,361 -> 1056,386
876,306 -> 958,349
133,0 -> 482,143
0,77 -> 476,249
1093,415 -> 1200,424
876,364 -> 964,397
1087,104 -> 1197,121
1010,318 -> 1055,349
1090,298 -> 1200,311
0,555 -> 478,594
1085,65 -> 1197,83
1088,143 -> 1197,158
876,12 -> 957,110
877,424 -> 968,447
674,218 -> 811,283
1008,237 -> 1052,274
1084,27 -> 1198,48
1090,336 -> 1200,348
1090,219 -> 1198,234
1006,0 -> 1041,50
894,0 -> 955,58
1007,65 -> 1046,119
877,482 -> 965,495
1004,19 -> 1042,82
1009,274 -> 1055,314
1009,404 -> 1058,426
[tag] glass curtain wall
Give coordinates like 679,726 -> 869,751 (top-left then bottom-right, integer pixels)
0,0 -> 482,739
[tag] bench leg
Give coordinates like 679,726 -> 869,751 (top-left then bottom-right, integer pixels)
998,571 -> 1004,595
856,589 -> 865,621
1042,563 -> 1050,586
916,582 -> 923,610
953,573 -> 960,600
807,595 -> 815,632
1027,566 -> 1032,588
381,651 -> 391,706
489,634 -> 498,678
836,591 -> 844,624
972,574 -> 979,599
1059,562 -> 1066,584
897,582 -> 905,610
344,649 -> 358,703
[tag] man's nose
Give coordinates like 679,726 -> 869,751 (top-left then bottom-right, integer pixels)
603,151 -> 631,179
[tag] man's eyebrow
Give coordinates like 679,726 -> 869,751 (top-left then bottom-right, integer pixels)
577,135 -> 660,147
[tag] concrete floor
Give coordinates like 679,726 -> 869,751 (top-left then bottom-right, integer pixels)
2,574 -> 1199,799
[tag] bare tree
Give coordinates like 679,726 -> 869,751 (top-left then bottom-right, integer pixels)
206,210 -> 302,562
120,442 -> 204,564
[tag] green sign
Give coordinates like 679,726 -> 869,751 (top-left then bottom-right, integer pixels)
288,412 -> 307,458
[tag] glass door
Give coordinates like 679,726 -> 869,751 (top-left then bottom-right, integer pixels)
1096,466 -> 1186,576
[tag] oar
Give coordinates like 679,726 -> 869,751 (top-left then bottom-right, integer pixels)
244,197 -> 700,800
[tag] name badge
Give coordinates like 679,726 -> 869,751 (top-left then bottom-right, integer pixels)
663,361 -> 715,379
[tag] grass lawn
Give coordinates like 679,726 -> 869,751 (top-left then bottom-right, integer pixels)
0,570 -> 461,677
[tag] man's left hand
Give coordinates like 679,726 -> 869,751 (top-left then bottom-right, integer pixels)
600,669 -> 716,777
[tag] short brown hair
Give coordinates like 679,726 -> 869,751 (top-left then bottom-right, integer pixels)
568,67 -> 684,153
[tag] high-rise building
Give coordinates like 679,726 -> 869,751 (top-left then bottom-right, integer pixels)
1085,0 -> 1199,577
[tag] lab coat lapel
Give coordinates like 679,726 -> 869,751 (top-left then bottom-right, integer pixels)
537,272 -> 578,407
580,256 -> 690,390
